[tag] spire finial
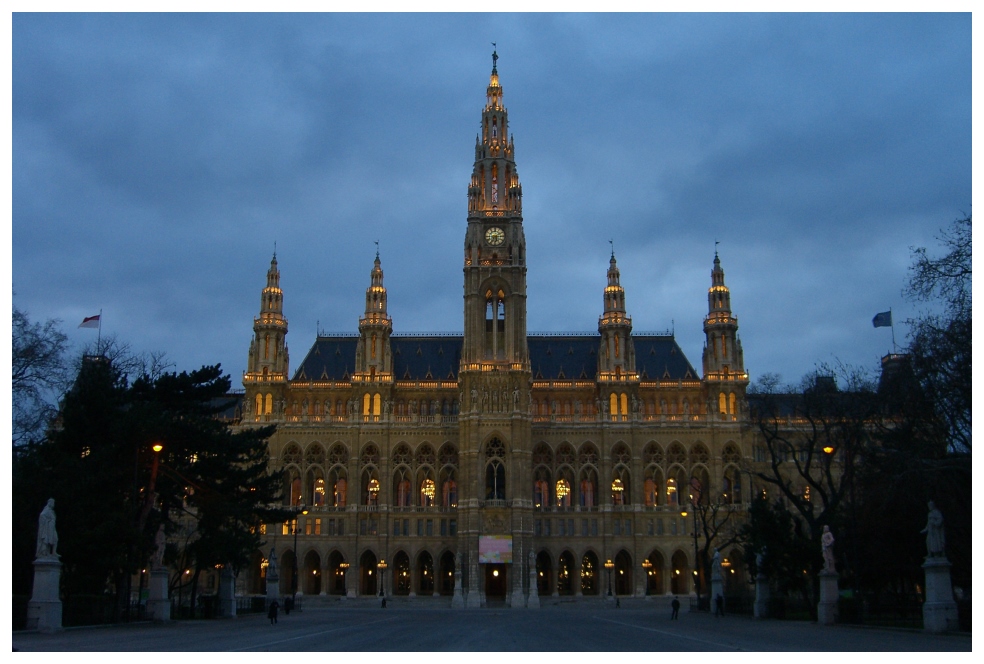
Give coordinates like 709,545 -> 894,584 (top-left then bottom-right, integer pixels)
491,43 -> 498,73
609,239 -> 615,260
714,239 -> 720,259
374,240 -> 380,260
273,241 -> 277,260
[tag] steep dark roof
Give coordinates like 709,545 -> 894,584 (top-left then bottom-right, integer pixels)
293,334 -> 698,382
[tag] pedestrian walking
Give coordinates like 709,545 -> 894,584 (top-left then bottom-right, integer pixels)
670,596 -> 680,620
268,600 -> 280,625
715,593 -> 724,617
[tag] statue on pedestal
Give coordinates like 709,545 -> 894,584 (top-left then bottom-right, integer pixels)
36,499 -> 58,559
921,501 -> 946,558
268,547 -> 279,578
821,525 -> 836,572
153,524 -> 166,568
711,548 -> 723,577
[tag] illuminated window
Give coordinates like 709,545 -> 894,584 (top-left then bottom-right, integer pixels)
729,393 -> 737,415
363,393 -> 371,415
620,393 -> 628,416
420,478 -> 436,507
373,393 -> 381,416
556,479 -> 570,506
610,393 -> 618,420
265,393 -> 273,415
719,392 -> 727,414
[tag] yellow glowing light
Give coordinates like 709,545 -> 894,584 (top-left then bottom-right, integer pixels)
492,570 -> 499,577
152,443 -> 163,453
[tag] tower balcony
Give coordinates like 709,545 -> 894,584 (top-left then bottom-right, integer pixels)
599,313 -> 632,327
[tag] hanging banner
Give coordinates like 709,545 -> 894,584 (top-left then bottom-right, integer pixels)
478,535 -> 513,563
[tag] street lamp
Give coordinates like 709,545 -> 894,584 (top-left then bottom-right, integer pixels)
604,559 -> 615,597
338,562 -> 350,596
641,559 -> 652,596
377,559 -> 388,598
291,505 -> 308,606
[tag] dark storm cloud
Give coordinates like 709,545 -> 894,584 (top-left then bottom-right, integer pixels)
12,13 -> 971,387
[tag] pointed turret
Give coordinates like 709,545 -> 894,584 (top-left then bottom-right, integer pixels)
598,251 -> 637,419
702,251 -> 748,420
355,251 -> 393,384
245,252 -> 290,419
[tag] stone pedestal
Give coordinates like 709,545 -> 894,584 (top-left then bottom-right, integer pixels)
527,570 -> 540,609
266,569 -> 280,607
753,573 -> 769,619
710,573 -> 724,609
451,568 -> 465,609
817,569 -> 838,625
218,567 -> 236,618
27,557 -> 63,633
922,557 -> 957,633
345,568 -> 355,598
147,567 -> 171,621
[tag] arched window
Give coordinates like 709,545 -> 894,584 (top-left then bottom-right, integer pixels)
394,467 -> 412,507
611,466 -> 630,506
579,469 -> 597,507
255,394 -> 262,418
419,477 -> 436,507
555,478 -> 571,507
265,393 -> 273,415
533,466 -> 550,508
363,393 -> 371,415
312,476 -> 326,506
729,392 -> 737,416
719,392 -> 727,414
620,393 -> 628,416
373,393 -> 381,416
609,393 -> 618,420
485,438 -> 506,500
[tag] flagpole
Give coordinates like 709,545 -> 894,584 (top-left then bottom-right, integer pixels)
890,307 -> 896,353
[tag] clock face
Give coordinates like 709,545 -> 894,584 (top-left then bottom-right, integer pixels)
485,226 -> 505,246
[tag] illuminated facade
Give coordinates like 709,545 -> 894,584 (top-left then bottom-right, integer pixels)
238,53 -> 752,606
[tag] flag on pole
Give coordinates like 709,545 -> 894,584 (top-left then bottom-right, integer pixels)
872,311 -> 892,328
79,314 -> 101,329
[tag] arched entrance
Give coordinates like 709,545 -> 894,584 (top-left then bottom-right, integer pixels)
417,551 -> 435,595
439,551 -> 455,595
557,550 -> 575,595
327,550 -> 346,595
614,550 -> 632,595
484,563 -> 507,599
581,551 -> 599,595
645,550 -> 665,595
303,550 -> 322,595
671,550 -> 689,595
536,551 -> 553,595
360,550 -> 378,596
393,551 -> 411,595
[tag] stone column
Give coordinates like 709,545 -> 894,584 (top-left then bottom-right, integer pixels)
218,566 -> 237,618
922,557 -> 957,633
465,551 -> 482,608
817,569 -> 838,625
27,557 -> 62,632
753,571 -> 769,619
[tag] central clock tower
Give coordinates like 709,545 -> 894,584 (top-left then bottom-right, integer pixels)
459,49 -> 533,608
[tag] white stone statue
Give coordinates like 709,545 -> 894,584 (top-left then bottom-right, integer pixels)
153,524 -> 166,568
921,500 -> 946,558
821,525 -> 836,572
36,498 -> 58,559
712,548 -> 723,577
268,546 -> 279,577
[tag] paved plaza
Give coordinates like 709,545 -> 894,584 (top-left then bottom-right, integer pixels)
12,600 -> 971,652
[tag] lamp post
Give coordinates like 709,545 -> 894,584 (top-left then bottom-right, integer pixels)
291,505 -> 307,606
642,559 -> 652,596
377,559 -> 388,598
604,559 -> 615,597
339,562 -> 350,596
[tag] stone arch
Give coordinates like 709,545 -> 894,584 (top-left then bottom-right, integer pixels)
557,550 -> 576,595
614,549 -> 632,595
416,550 -> 435,595
439,550 -> 456,595
536,550 -> 553,595
671,549 -> 690,595
580,550 -> 600,595
359,550 -> 378,596
645,549 -> 665,595
302,550 -> 322,595
393,550 -> 411,595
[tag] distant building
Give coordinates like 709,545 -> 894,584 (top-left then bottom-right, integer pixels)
237,53 -> 752,604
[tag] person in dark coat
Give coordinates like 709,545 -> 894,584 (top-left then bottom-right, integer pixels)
268,600 -> 280,624
670,597 -> 680,620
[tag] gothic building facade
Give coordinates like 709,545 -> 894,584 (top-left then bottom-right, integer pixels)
238,54 -> 752,606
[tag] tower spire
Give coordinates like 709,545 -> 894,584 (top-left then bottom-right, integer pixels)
702,251 -> 747,420
356,252 -> 393,383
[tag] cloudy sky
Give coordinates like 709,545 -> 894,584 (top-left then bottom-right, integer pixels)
12,13 -> 971,389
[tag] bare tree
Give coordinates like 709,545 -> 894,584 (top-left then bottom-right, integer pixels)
12,305 -> 70,445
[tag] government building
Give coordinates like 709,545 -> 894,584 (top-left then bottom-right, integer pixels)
237,52 -> 752,606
